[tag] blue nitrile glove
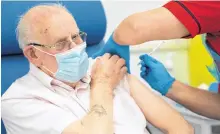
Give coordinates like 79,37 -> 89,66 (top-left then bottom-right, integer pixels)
92,34 -> 130,73
139,54 -> 175,95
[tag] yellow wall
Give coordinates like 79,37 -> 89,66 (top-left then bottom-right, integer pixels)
188,35 -> 216,87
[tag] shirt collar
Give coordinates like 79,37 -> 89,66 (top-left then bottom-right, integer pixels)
29,63 -> 91,92
76,75 -> 91,91
29,63 -> 54,90
51,75 -> 91,93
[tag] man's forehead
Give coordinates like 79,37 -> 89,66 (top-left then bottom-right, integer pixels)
23,5 -> 75,25
25,5 -> 68,17
23,5 -> 78,44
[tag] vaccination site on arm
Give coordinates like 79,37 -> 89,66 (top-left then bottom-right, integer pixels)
1,1 -> 220,134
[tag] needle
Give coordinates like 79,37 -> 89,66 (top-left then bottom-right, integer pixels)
138,41 -> 165,65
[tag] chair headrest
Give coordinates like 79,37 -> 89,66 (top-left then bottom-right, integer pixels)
1,1 -> 106,55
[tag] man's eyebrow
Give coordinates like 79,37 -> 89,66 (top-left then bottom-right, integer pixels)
55,30 -> 79,43
71,32 -> 79,38
55,36 -> 69,43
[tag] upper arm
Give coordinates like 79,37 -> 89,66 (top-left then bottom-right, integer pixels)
2,99 -> 79,134
126,74 -> 192,133
114,7 -> 189,45
164,1 -> 220,37
114,1 -> 220,45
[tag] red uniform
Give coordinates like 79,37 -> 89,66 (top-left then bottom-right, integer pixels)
163,1 -> 220,93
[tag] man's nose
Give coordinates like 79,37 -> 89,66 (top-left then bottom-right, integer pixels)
69,42 -> 77,49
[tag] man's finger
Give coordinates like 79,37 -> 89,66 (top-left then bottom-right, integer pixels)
110,55 -> 120,63
116,58 -> 126,69
119,66 -> 128,78
103,53 -> 111,60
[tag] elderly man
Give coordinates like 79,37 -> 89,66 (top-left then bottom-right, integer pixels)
2,4 -> 193,134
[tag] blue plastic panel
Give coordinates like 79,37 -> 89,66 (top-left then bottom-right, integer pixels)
1,1 -> 106,55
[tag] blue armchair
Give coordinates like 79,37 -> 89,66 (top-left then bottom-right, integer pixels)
1,1 -> 106,133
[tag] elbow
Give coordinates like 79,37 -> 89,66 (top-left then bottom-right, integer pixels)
183,124 -> 194,134
167,123 -> 194,134
114,12 -> 152,45
114,14 -> 142,45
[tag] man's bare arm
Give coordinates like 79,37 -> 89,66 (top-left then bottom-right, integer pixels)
167,80 -> 220,120
127,74 -> 194,134
63,54 -> 127,134
113,7 -> 189,45
63,83 -> 114,134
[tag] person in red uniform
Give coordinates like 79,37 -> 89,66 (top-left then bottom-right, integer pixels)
93,1 -> 220,120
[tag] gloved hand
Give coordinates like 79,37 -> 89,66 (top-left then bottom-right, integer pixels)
92,34 -> 130,73
139,54 -> 175,95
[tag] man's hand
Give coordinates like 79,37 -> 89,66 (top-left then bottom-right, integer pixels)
91,53 -> 127,90
139,54 -> 175,95
64,54 -> 127,134
92,34 -> 130,73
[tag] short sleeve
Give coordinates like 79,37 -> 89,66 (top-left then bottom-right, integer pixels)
163,1 -> 220,37
218,83 -> 220,94
2,99 -> 78,134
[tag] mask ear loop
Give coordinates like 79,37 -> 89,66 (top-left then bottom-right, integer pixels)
41,65 -> 56,75
33,46 -> 55,56
32,46 -> 57,75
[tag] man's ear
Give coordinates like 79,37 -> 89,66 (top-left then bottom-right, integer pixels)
23,45 -> 42,67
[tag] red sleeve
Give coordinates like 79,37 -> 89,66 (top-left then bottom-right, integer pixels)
163,1 -> 220,37
218,83 -> 220,94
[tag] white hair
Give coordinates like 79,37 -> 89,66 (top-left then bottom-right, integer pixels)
16,3 -> 71,49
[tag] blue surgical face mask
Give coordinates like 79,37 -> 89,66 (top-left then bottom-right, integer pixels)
35,42 -> 89,83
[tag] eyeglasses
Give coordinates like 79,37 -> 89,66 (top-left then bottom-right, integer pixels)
30,31 -> 87,51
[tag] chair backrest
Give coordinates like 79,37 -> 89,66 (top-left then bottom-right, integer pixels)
1,1 -> 106,134
1,1 -> 106,94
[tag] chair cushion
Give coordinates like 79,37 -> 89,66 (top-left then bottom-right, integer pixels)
1,55 -> 29,95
